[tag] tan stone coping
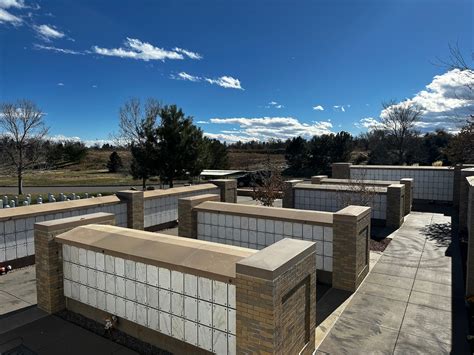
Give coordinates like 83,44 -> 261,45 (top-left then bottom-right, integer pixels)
467,176 -> 474,187
0,195 -> 120,222
55,224 -> 256,283
236,238 -> 315,280
351,165 -> 454,171
179,193 -> 220,202
194,201 -> 334,226
35,212 -> 114,232
295,183 -> 387,194
334,205 -> 371,220
319,178 -> 398,186
143,183 -> 218,200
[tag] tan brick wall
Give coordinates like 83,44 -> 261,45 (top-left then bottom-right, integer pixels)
459,169 -> 474,235
282,180 -> 304,208
178,194 -> 220,238
35,213 -> 115,314
210,179 -> 238,203
117,190 -> 144,230
236,239 -> 316,355
332,205 -> 371,292
466,177 -> 474,296
400,178 -> 413,215
386,184 -> 405,229
331,163 -> 351,179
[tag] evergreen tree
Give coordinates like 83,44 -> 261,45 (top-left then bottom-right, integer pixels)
107,151 -> 123,173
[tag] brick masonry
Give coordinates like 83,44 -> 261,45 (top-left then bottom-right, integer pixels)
459,169 -> 474,235
386,184 -> 405,229
35,213 -> 115,314
282,180 -> 304,208
178,194 -> 220,238
332,206 -> 371,292
400,178 -> 413,215
117,190 -> 144,230
210,179 -> 238,203
466,177 -> 474,296
236,239 -> 316,354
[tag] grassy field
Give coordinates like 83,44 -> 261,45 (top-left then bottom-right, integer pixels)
0,149 -> 286,187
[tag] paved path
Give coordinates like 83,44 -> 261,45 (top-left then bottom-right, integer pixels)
0,266 -> 37,315
317,211 -> 461,354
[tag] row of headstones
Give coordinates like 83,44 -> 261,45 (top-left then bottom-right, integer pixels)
0,192 -> 103,209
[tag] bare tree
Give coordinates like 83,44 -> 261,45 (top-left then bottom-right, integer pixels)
336,169 -> 377,208
0,100 -> 49,194
381,100 -> 423,164
253,162 -> 284,207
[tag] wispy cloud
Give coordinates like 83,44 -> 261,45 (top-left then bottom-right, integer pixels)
196,120 -> 209,124
173,47 -> 202,60
93,38 -> 201,62
333,105 -> 347,112
171,71 -> 243,90
266,101 -> 284,109
34,24 -> 65,41
208,116 -> 333,142
313,105 -> 324,111
34,43 -> 84,55
0,7 -> 22,24
354,117 -> 384,131
0,1 -> 40,26
57,82 -> 64,86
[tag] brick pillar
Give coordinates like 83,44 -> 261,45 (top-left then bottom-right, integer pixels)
210,179 -> 237,203
116,190 -> 144,230
460,168 -> 474,235
236,239 -> 316,355
466,177 -> 474,296
178,194 -> 220,238
386,184 -> 405,229
35,212 -> 115,314
332,206 -> 371,292
400,178 -> 414,215
311,175 -> 328,184
332,163 -> 351,179
453,164 -> 462,209
282,179 -> 304,208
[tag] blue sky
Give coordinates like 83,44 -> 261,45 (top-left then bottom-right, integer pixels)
0,0 -> 472,145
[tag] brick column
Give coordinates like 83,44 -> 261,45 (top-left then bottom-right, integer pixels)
210,179 -> 237,203
460,168 -> 474,235
311,175 -> 328,184
178,194 -> 220,238
466,177 -> 474,296
400,178 -> 414,215
116,190 -> 144,230
386,184 -> 405,229
332,205 -> 371,292
236,239 -> 316,355
282,179 -> 304,208
453,164 -> 462,209
35,212 -> 115,314
332,163 -> 351,179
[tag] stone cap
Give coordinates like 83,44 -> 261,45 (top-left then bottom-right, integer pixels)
0,195 -> 120,222
388,183 -> 405,189
194,201 -> 333,226
295,183 -> 387,194
143,183 -> 218,200
334,205 -> 371,220
318,178 -> 398,186
179,194 -> 220,203
461,167 -> 474,173
236,238 -> 316,280
467,176 -> 474,187
210,179 -> 237,187
35,212 -> 115,232
352,165 -> 454,171
55,224 -> 256,282
400,178 -> 414,182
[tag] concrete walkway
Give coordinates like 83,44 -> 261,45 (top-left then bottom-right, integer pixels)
317,211 -> 458,354
0,266 -> 37,315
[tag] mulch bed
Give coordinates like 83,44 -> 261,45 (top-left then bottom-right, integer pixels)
370,238 -> 392,252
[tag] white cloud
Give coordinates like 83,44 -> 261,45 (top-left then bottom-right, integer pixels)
355,117 -> 385,131
204,132 -> 254,143
34,43 -> 84,55
205,76 -> 243,90
333,105 -> 347,112
313,105 -> 324,111
196,120 -> 209,124
173,47 -> 202,60
92,84 -> 97,88
0,8 -> 22,24
34,24 -> 64,41
171,71 -> 243,90
48,134 -> 117,147
208,116 -> 333,142
0,0 -> 26,9
93,38 -> 200,62
57,82 -> 64,86
267,101 -> 284,109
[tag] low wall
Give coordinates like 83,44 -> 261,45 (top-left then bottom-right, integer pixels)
143,184 -> 220,229
188,201 -> 371,291
311,176 -> 413,215
292,183 -> 405,228
35,223 -> 317,354
465,177 -> 474,296
0,196 -> 127,265
332,163 -> 454,202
